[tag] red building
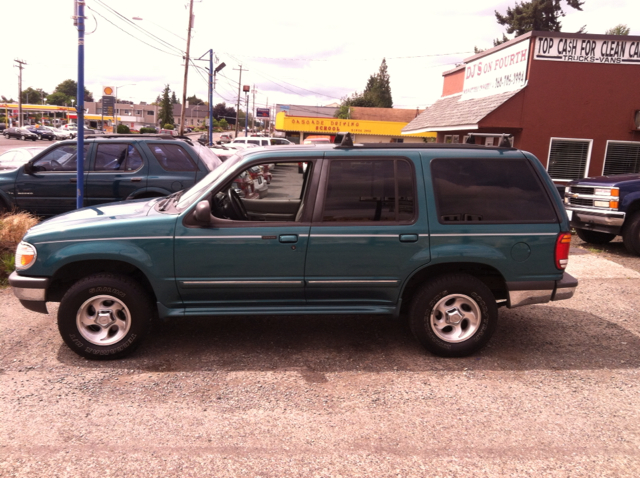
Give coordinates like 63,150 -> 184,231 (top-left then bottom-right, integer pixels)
403,31 -> 640,186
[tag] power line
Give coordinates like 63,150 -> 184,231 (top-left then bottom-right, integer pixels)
93,0 -> 184,55
87,6 -> 182,58
226,51 -> 474,62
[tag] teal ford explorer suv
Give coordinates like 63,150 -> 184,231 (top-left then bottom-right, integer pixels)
9,136 -> 578,359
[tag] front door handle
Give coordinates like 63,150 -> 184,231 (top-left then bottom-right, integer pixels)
399,234 -> 419,243
130,177 -> 143,182
69,178 -> 77,183
279,234 -> 298,243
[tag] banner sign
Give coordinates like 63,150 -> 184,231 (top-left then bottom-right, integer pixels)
534,36 -> 640,64
102,96 -> 115,117
462,39 -> 530,100
256,108 -> 270,118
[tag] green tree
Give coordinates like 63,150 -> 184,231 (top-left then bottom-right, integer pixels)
158,85 -> 174,127
605,24 -> 630,35
46,91 -> 72,106
218,118 -> 229,130
171,91 -> 179,104
335,58 -> 393,118
52,79 -> 94,102
494,0 -> 585,45
21,87 -> 48,105
186,94 -> 205,106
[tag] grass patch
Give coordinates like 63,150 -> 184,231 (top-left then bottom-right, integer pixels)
0,212 -> 39,285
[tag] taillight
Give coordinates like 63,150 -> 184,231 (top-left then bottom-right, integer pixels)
555,233 -> 572,269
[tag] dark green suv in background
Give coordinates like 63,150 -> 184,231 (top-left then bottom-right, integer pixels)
9,136 -> 577,359
0,134 -> 221,216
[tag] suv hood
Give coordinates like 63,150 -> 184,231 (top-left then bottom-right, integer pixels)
26,198 -> 159,237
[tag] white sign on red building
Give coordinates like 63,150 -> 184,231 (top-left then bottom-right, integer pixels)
534,36 -> 640,64
461,39 -> 530,100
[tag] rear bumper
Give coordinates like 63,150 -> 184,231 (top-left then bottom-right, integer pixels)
9,271 -> 49,314
507,272 -> 578,308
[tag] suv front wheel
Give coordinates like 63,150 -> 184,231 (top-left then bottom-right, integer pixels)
57,273 -> 154,360
409,274 -> 498,357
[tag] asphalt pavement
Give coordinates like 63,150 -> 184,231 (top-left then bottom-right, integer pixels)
1,242 -> 640,477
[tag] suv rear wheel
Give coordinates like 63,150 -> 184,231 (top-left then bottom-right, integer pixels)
409,274 -> 498,357
58,273 -> 154,360
575,228 -> 616,245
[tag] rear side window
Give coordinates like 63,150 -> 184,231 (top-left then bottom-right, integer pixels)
431,157 -> 557,224
94,143 -> 143,171
322,159 -> 415,222
149,143 -> 197,171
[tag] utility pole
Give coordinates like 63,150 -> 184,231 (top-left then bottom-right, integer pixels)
73,0 -> 85,210
14,59 -> 27,127
251,85 -> 256,131
179,0 -> 194,136
233,65 -> 247,137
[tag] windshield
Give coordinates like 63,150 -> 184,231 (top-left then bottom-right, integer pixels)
191,142 -> 222,171
176,153 -> 243,210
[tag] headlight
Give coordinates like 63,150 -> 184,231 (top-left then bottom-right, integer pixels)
15,242 -> 37,270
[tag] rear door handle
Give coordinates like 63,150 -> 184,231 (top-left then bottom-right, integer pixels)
279,234 -> 298,243
130,177 -> 143,182
399,234 -> 419,243
69,178 -> 77,183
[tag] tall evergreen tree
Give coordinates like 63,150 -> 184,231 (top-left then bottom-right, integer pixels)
335,58 -> 393,118
494,0 -> 585,45
158,85 -> 174,126
171,91 -> 179,104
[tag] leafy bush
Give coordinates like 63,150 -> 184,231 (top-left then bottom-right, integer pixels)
117,124 -> 131,134
140,127 -> 156,134
163,123 -> 174,130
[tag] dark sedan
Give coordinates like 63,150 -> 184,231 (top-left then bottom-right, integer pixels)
25,126 -> 56,141
3,127 -> 38,141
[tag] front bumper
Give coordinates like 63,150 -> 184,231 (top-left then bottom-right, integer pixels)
507,272 -> 578,308
567,207 -> 625,234
9,271 -> 50,314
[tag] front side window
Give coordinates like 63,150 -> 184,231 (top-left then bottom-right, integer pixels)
322,159 -> 415,222
431,157 -> 557,224
94,143 -> 143,171
31,143 -> 90,172
149,143 -> 198,172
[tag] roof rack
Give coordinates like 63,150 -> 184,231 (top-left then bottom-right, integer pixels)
88,133 -> 177,140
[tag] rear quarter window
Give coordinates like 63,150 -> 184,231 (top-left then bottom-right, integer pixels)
431,157 -> 558,224
149,143 -> 198,172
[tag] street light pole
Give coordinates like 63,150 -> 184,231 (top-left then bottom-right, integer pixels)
114,83 -> 135,131
179,0 -> 194,136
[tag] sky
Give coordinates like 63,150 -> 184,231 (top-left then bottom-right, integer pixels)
1,0 -> 639,112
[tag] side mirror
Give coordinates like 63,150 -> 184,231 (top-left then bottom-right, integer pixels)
193,200 -> 212,224
23,162 -> 33,175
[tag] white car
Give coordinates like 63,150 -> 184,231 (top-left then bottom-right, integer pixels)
231,137 -> 292,147
0,146 -> 47,170
43,127 -> 71,140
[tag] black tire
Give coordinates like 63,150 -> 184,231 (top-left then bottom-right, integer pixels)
622,212 -> 640,255
57,273 -> 154,360
575,228 -> 615,245
408,273 -> 498,357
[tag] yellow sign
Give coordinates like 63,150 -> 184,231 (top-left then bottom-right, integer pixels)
275,111 -> 435,138
103,86 -> 114,96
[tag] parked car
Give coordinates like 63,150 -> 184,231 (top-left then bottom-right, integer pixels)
61,124 -> 78,138
25,126 -> 56,141
49,127 -> 72,140
9,135 -> 577,360
0,135 -> 221,217
231,137 -> 292,147
0,146 -> 47,170
565,174 -> 640,254
219,134 -> 232,144
0,123 -> 7,132
3,127 -> 38,141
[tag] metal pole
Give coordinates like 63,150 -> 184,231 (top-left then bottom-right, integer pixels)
76,0 -> 85,210
179,0 -> 194,135
208,50 -> 213,146
244,93 -> 249,137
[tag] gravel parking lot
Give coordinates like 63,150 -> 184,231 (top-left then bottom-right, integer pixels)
1,239 -> 639,477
